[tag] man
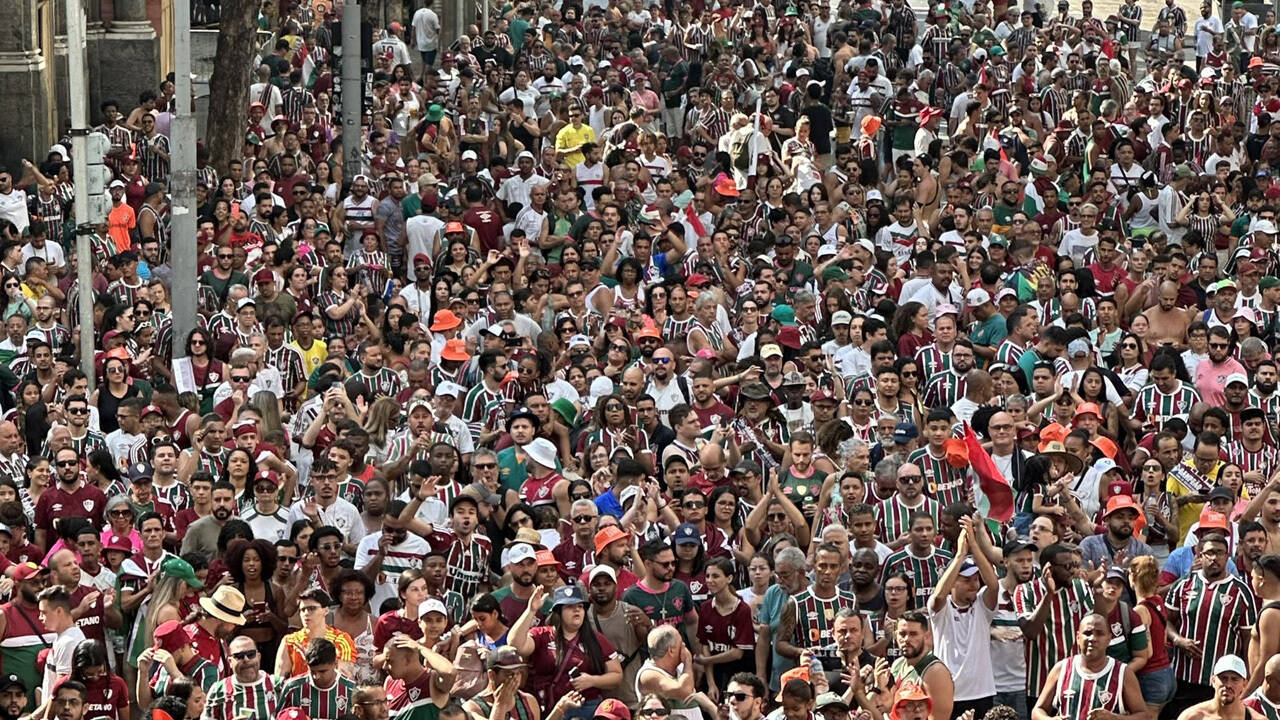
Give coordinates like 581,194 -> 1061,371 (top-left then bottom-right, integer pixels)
384,634 -> 451,720
1245,654 -> 1280,720
585,564 -> 650,705
34,445 -> 107,550
1080,494 -> 1155,568
1031,613 -> 1147,720
0,675 -> 24,720
1015,543 -> 1097,701
1168,534 -> 1259,713
1196,328 -> 1247,407
552,499 -> 598,580
48,682 -> 86,720
1135,354 -> 1202,430
994,538 -> 1037,714
0,564 -> 53,709
623,540 -> 699,648
48,548 -> 116,653
908,408 -> 970,508
490,543 -> 545,627
135,619 -> 219,708
1170,432 -> 1226,540
286,461 -> 365,555
882,511 -> 954,607
724,674 -> 768,720
889,611 -> 955,720
278,638 -> 358,720
356,499 -> 431,611
635,625 -> 715,718
36,586 -> 83,705
411,0 -> 440,66
929,517 -> 1000,718
589,526 -> 641,593
776,543 -> 857,668
1180,655 -> 1257,720
181,481 -> 238,556
876,463 -> 940,548
203,634 -> 280,720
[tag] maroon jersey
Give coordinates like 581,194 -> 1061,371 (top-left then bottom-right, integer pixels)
34,484 -> 108,531
524,625 -> 617,706
69,586 -> 109,650
463,207 -> 505,254
551,540 -> 594,582
76,673 -> 129,720
696,597 -> 755,655
373,610 -> 423,651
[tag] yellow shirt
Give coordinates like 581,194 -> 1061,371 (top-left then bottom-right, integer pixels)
555,123 -> 595,168
291,338 -> 329,377
1166,459 -> 1221,541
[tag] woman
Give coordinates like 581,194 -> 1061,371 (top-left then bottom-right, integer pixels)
276,587 -> 356,678
373,569 -> 429,651
101,495 -> 139,550
21,456 -> 51,521
1110,332 -> 1149,394
220,448 -> 259,510
328,569 -> 377,670
160,677 -> 207,720
362,397 -> 402,465
130,557 -> 204,670
226,538 -> 288,673
846,387 -> 878,443
1174,190 -> 1235,242
93,356 -> 143,435
1076,367 -> 1121,440
868,571 -> 914,661
183,329 -> 224,414
70,639 -> 129,720
738,554 -> 773,620
284,265 -> 315,317
644,284 -> 669,328
708,487 -> 750,567
583,394 -> 652,471
695,557 -> 754,694
728,300 -> 762,350
1129,555 -> 1173,716
611,258 -> 646,314
318,265 -> 366,340
893,302 -> 932,361
511,585 -> 622,719
673,527 -> 708,604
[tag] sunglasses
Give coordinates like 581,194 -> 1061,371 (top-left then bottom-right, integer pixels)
653,357 -> 672,364
683,501 -> 706,509
767,513 -> 786,520
231,650 -> 259,660
899,475 -> 923,483
56,460 -> 79,467
217,253 -> 234,259
67,408 -> 88,415
573,515 -> 597,523
474,462 -> 496,470
727,693 -> 755,703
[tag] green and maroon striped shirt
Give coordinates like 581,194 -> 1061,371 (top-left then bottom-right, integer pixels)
1168,572 -> 1259,686
907,446 -> 970,508
875,495 -> 940,544
1048,656 -> 1129,720
277,672 -> 358,720
202,672 -> 280,720
1013,577 -> 1096,699
790,587 -> 858,660
880,547 -> 954,606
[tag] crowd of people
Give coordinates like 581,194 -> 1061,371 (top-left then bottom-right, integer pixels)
5,2 -> 1280,720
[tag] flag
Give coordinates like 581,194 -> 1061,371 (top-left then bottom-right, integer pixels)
964,423 -> 1015,523
685,203 -> 707,239
299,42 -> 316,89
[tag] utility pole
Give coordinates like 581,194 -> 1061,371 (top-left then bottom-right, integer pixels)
171,0 -> 198,355
66,0 -> 97,390
342,0 -> 363,174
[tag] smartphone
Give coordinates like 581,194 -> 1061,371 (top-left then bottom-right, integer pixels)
253,601 -> 268,614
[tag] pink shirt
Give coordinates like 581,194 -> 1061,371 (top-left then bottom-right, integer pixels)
1194,357 -> 1247,407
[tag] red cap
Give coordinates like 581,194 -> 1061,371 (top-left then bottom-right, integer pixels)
777,326 -> 802,349
595,699 -> 632,720
11,563 -> 47,583
140,404 -> 163,419
413,253 -> 432,267
253,267 -> 274,284
1105,479 -> 1134,500
103,535 -> 132,554
687,273 -> 711,287
810,389 -> 836,404
153,620 -> 193,652
445,221 -> 466,234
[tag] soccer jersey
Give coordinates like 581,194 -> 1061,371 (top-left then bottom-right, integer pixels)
151,656 -> 218,695
1013,577 -> 1096,699
1246,690 -> 1280,720
1225,441 -> 1280,488
1049,656 -> 1129,720
994,339 -> 1025,367
281,628 -> 356,678
424,527 -> 491,601
1168,571 -> 1259,686
623,580 -> 696,645
1133,383 -> 1201,428
907,446 -> 970,508
875,495 -> 940,543
789,587 -> 858,660
277,672 -> 358,720
921,369 -> 967,410
386,670 -> 440,720
913,344 -> 953,383
880,547 -> 954,606
203,672 -> 280,720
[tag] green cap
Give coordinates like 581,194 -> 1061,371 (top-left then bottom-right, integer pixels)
550,397 -> 578,427
989,233 -> 1009,247
770,304 -> 797,326
161,557 -> 204,589
1261,275 -> 1280,290
426,104 -> 444,122
822,265 -> 850,282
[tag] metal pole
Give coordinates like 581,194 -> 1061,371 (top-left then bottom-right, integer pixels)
66,0 -> 95,392
483,0 -> 489,32
455,0 -> 463,47
342,0 -> 363,174
171,0 -> 198,356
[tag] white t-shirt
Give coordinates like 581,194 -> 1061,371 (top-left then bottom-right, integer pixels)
42,625 -> 85,703
0,189 -> 30,234
354,531 -> 433,611
930,596 -> 997,701
286,497 -> 366,545
412,8 -> 440,51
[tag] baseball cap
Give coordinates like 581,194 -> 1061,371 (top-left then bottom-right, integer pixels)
760,344 -> 783,359
830,310 -> 853,326
1067,339 -> 1091,358
957,560 -> 980,577
1214,655 -> 1248,679
588,564 -> 618,584
965,288 -> 992,307
595,699 -> 632,720
1225,372 -> 1249,388
674,523 -> 702,545
893,422 -> 919,444
507,543 -> 537,565
0,675 -> 24,693
1199,508 -> 1230,530
1208,485 -> 1237,503
486,645 -> 527,670
421,598 -> 448,617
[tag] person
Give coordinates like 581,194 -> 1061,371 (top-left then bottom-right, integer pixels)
775,543 -> 856,669
36,586 -> 84,706
276,588 -> 356,679
277,638 -> 358,720
1031,613 -> 1148,720
0,564 -> 54,709
927,516 -> 1000,718
136,619 -> 219,710
1014,544 -> 1097,701
382,633 -> 453,720
202,635 -> 280,720
510,585 -> 623,718
1177,656 -> 1253,720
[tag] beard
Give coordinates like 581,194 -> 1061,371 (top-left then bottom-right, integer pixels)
212,506 -> 232,521
1258,381 -> 1277,395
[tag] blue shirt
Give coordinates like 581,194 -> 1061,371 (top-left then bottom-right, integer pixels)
761,584 -> 798,692
1163,545 -> 1239,580
595,488 -> 623,518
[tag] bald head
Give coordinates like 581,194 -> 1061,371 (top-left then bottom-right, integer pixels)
699,443 -> 725,467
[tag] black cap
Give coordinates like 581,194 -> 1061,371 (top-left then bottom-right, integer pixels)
1208,485 -> 1236,503
409,459 -> 434,478
0,674 -> 25,692
1003,537 -> 1035,557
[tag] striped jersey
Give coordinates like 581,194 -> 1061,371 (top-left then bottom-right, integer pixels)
994,339 -> 1025,367
1226,441 -> 1280,482
913,345 -> 953,384
461,383 -> 506,443
353,368 -> 405,399
1168,572 -> 1259,686
277,672 -> 358,720
921,369 -> 967,410
1013,577 -> 1096,699
1133,383 -> 1201,427
1246,690 -> 1280,720
203,672 -> 280,720
151,656 -> 218,694
907,446 -> 970,508
790,587 -> 858,660
1049,656 -> 1129,720
880,547 -> 954,606
318,291 -> 358,338
875,495 -> 940,544
425,527 -> 492,601
386,671 -> 441,720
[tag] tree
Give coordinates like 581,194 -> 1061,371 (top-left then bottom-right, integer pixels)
204,0 -> 259,175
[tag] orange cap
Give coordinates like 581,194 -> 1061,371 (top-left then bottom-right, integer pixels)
429,309 -> 462,332
1073,402 -> 1102,421
1199,508 -> 1229,530
445,221 -> 466,234
1103,494 -> 1141,518
891,682 -> 933,720
775,666 -> 811,701
635,324 -> 662,341
535,549 -> 562,567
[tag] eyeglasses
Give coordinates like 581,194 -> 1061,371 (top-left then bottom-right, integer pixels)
611,345 -> 628,352
190,339 -> 206,347
653,560 -> 676,567
56,460 -> 79,467
231,376 -> 251,383
767,513 -> 786,520
317,543 -> 341,552
885,585 -> 909,593
1210,342 -> 1230,349
640,710 -> 670,718
67,407 -> 88,415
299,604 -> 325,614
107,366 -> 124,374
899,475 -> 923,483
231,649 -> 259,660
573,515 -> 597,524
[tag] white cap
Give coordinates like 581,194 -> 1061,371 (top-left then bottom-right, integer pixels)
109,179 -> 126,190
568,334 -> 591,348
966,288 -> 992,307
1256,219 -> 1278,235
830,310 -> 853,326
856,238 -> 875,255
461,150 -> 479,161
1213,655 -> 1248,679
507,543 -> 537,566
236,297 -> 256,310
866,189 -> 884,202
486,323 -> 507,336
434,381 -> 464,398
516,150 -> 536,162
816,244 -> 838,258
588,564 -> 617,583
1225,372 -> 1250,387
421,598 -> 448,617
619,486 -> 642,507
994,287 -> 1018,303
48,144 -> 69,162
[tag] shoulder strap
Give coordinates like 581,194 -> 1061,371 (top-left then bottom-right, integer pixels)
1119,601 -> 1132,639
